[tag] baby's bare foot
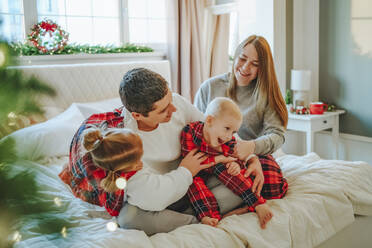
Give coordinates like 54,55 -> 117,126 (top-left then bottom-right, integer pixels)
255,203 -> 273,229
222,206 -> 249,219
201,216 -> 219,227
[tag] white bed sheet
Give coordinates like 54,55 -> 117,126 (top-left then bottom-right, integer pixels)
9,102 -> 372,248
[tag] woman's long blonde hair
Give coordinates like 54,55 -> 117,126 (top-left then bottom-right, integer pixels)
227,35 -> 288,128
83,127 -> 143,193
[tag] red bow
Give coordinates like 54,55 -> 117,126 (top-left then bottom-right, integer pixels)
40,22 -> 57,32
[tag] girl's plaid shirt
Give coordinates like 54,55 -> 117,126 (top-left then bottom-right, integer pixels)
59,107 -> 136,217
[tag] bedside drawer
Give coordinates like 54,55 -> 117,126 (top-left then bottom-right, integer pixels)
311,117 -> 335,131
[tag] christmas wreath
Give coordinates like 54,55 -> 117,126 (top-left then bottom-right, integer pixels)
28,19 -> 69,54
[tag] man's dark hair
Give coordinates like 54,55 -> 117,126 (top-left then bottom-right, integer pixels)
119,68 -> 168,116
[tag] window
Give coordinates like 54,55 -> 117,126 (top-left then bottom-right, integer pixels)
0,0 -> 167,48
0,0 -> 24,42
37,0 -> 120,45
128,0 -> 166,45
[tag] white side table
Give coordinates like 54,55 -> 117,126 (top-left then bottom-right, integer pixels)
287,110 -> 345,159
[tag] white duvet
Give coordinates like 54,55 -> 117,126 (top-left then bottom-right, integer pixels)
9,100 -> 372,248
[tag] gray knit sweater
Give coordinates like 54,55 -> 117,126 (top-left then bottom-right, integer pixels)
194,73 -> 285,155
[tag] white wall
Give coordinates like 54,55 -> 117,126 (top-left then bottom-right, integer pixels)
283,131 -> 372,165
293,0 -> 319,102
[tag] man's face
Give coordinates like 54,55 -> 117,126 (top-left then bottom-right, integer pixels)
135,88 -> 177,130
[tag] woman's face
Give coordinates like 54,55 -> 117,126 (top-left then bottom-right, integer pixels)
233,43 -> 259,86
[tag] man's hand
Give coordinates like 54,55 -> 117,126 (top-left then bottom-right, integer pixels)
234,140 -> 255,160
244,156 -> 264,196
179,149 -> 213,177
226,161 -> 241,176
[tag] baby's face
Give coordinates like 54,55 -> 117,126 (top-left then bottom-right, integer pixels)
205,115 -> 242,148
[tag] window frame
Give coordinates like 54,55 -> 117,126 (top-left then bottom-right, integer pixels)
20,0 -> 166,50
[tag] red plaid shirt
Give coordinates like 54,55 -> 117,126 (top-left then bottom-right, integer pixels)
59,108 -> 137,216
180,121 -> 245,170
181,121 -> 266,220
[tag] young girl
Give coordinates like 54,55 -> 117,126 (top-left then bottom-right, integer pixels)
82,127 -> 144,193
181,97 -> 273,229
59,125 -> 144,219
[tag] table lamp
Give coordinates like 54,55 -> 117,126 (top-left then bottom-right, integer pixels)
291,69 -> 311,107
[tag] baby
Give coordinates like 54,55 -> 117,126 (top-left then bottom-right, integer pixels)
181,97 -> 273,228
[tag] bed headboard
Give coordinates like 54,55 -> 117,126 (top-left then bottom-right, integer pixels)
13,60 -> 171,113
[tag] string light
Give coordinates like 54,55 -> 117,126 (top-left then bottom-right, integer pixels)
115,177 -> 127,189
7,112 -> 17,127
12,231 -> 22,243
106,221 -> 118,232
7,112 -> 16,118
54,197 -> 62,207
61,227 -> 67,238
0,48 -> 5,67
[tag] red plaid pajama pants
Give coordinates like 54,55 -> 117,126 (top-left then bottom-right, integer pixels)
187,155 -> 288,221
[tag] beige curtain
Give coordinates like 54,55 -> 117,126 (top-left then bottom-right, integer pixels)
205,13 -> 230,77
167,0 -> 207,102
166,0 -> 230,102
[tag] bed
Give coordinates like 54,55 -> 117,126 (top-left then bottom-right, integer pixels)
7,61 -> 372,248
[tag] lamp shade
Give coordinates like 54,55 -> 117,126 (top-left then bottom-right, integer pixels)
291,70 -> 311,91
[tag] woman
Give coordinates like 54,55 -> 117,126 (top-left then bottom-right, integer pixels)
194,35 -> 288,200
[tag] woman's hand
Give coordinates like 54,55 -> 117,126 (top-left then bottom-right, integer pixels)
179,149 -> 213,177
244,156 -> 264,196
226,161 -> 241,176
234,140 -> 255,160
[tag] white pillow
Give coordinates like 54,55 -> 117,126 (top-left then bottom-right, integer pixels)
75,97 -> 122,118
5,98 -> 122,161
7,104 -> 85,161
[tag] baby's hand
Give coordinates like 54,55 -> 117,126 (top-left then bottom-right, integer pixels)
215,155 -> 237,164
226,161 -> 241,176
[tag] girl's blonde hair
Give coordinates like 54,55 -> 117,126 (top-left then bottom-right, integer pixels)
227,35 -> 288,128
83,127 -> 143,193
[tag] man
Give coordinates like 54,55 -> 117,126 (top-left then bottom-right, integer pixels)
61,68 -> 263,235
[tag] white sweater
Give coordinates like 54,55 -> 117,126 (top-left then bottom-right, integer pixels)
124,93 -> 204,211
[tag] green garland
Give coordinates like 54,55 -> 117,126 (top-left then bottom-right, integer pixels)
11,43 -> 154,56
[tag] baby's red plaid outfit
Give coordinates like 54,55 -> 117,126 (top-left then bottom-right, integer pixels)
181,121 -> 288,220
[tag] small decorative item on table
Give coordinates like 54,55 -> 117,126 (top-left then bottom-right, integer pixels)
295,106 -> 310,115
285,89 -> 293,113
309,102 -> 328,115
327,104 -> 336,111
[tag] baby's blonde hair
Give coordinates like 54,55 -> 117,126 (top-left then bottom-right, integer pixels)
83,127 -> 143,193
205,97 -> 242,121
